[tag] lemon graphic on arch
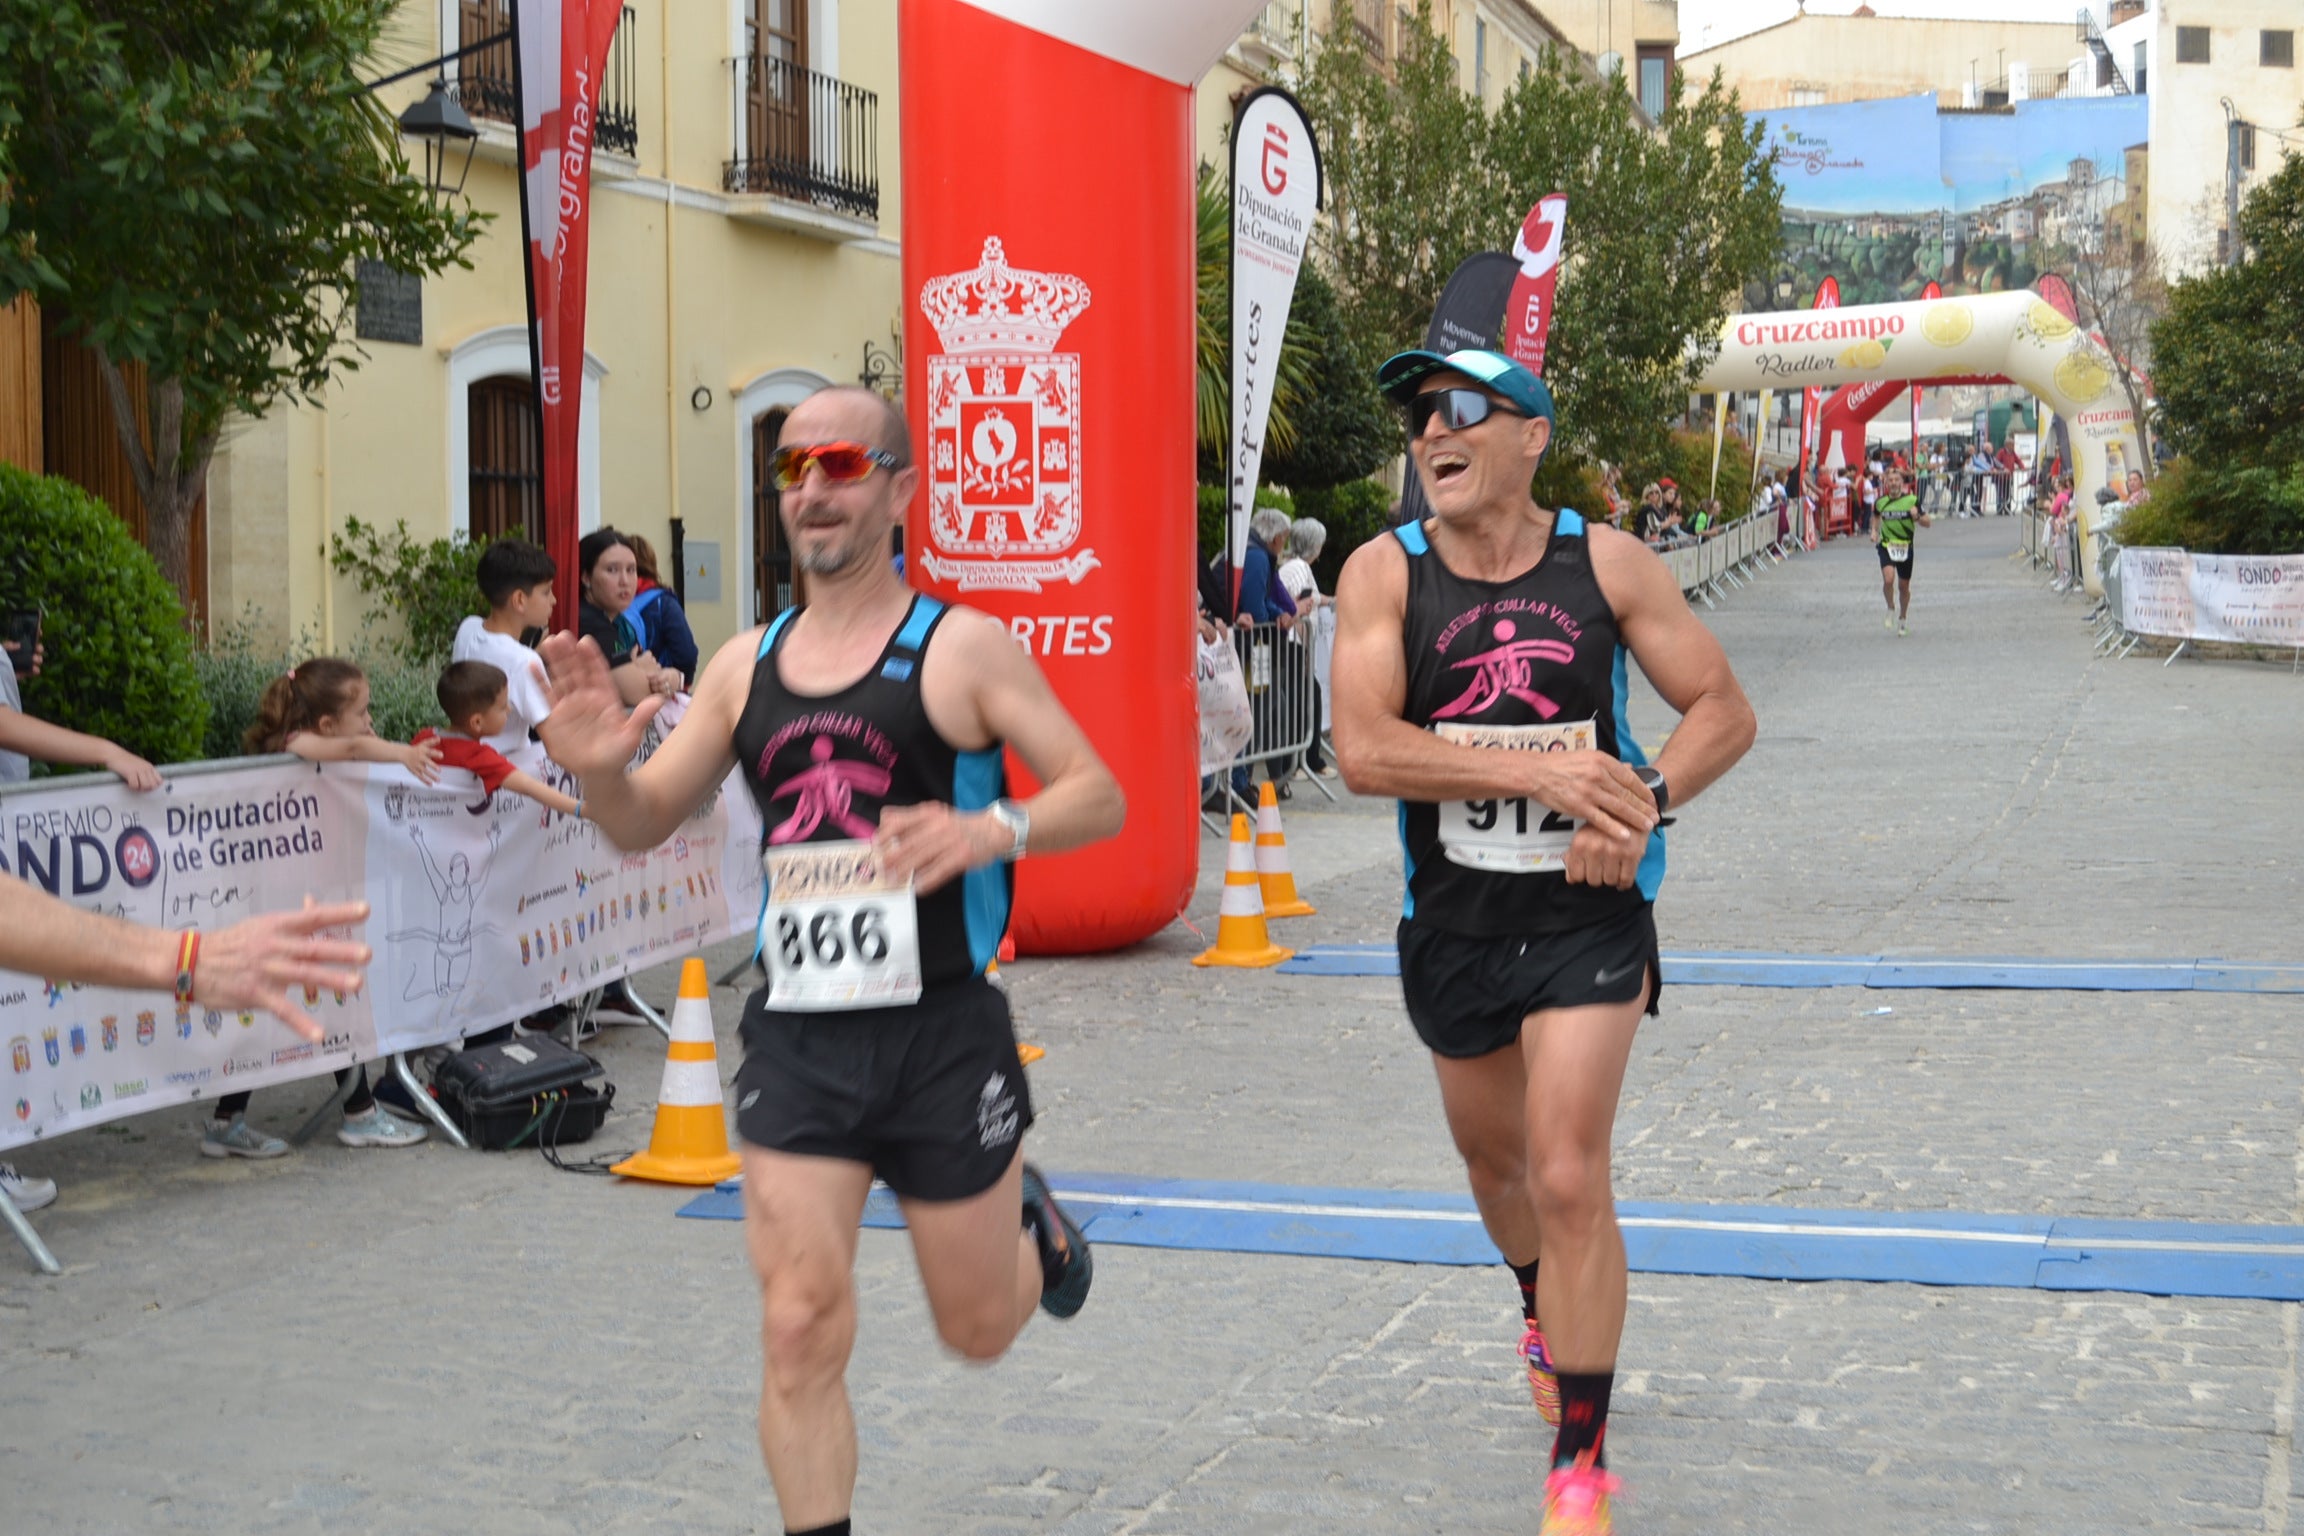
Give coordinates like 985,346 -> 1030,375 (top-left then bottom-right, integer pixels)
2027,300 -> 2077,342
1839,339 -> 1888,370
1921,302 -> 1973,347
2054,349 -> 2112,403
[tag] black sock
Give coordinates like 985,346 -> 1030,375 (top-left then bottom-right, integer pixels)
1552,1371 -> 1613,1469
1508,1256 -> 1540,1321
787,1522 -> 850,1536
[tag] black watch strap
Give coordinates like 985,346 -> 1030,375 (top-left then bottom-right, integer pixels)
1634,766 -> 1669,816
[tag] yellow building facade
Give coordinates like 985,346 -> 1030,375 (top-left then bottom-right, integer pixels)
209,0 -> 904,658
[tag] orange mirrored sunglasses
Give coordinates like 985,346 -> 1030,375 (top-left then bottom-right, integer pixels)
770,441 -> 903,491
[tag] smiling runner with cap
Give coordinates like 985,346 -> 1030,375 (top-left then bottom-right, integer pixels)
1330,348 -> 1756,1535
537,386 -> 1124,1536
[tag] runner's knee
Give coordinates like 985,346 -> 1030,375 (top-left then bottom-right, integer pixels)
933,1298 -> 1022,1363
759,1278 -> 856,1386
1527,1138 -> 1611,1227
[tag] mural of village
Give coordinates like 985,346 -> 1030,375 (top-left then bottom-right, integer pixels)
1753,93 -> 2151,309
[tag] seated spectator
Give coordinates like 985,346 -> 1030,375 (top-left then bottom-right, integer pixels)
415,662 -> 584,816
453,539 -> 557,756
624,534 -> 700,684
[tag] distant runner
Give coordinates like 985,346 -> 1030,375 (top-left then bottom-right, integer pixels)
1874,467 -> 1930,636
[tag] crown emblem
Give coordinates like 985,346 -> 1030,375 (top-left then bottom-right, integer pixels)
921,238 -> 1092,357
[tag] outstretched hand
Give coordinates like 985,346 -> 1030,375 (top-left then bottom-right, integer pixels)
200,897 -> 372,1043
537,634 -> 663,783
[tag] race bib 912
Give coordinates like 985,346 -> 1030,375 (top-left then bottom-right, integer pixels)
1434,719 -> 1596,874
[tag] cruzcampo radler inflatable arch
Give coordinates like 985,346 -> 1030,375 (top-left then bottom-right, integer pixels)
898,1 -> 1269,953
1695,289 -> 2141,596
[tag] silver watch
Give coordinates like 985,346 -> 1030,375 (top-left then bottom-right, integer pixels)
987,798 -> 1029,863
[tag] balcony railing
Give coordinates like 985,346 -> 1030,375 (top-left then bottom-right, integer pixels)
456,4 -> 639,159
722,54 -> 879,223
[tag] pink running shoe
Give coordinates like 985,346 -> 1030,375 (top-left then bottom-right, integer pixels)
1520,1318 -> 1561,1425
1541,1459 -> 1622,1536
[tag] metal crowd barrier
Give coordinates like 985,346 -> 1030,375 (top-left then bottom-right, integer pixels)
1203,620 -> 1333,833
1659,511 -> 1794,610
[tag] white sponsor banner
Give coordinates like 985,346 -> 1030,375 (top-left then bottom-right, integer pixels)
0,743 -> 763,1150
2121,548 -> 2304,646
1227,87 -> 1321,581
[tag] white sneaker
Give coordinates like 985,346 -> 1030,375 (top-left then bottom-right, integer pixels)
337,1104 -> 428,1148
0,1162 -> 57,1212
201,1114 -> 288,1159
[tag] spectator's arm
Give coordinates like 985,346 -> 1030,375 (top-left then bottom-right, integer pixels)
500,769 -> 583,817
284,732 -> 445,785
0,706 -> 161,790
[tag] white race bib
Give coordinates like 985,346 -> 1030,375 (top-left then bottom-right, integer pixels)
760,840 -> 923,1011
1434,720 -> 1596,874
1882,540 -> 1911,561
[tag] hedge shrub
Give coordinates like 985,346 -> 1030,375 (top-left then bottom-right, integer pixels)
0,465 -> 207,769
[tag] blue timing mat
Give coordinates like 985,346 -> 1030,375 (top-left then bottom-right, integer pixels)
673,1172 -> 2304,1301
1274,945 -> 2304,993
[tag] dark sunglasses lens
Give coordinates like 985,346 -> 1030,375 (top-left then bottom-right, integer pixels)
1409,389 -> 1492,435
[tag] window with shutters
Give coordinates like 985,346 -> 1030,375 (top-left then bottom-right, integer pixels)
467,377 -> 541,544
2175,27 -> 2209,64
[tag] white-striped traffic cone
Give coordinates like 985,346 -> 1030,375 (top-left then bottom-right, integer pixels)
612,958 -> 742,1185
1193,813 -> 1293,968
1254,782 -> 1316,918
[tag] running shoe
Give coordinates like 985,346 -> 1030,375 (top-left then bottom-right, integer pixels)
0,1162 -> 57,1212
1521,1318 -> 1562,1425
1898,620 -> 1909,637
201,1115 -> 288,1159
1541,1459 -> 1623,1536
1019,1163 -> 1093,1318
1884,612 -> 1895,630
337,1103 -> 428,1148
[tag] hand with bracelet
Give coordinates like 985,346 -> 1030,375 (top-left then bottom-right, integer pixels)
0,884 -> 370,1044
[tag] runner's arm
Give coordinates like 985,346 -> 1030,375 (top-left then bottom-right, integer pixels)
537,628 -> 748,851
1328,536 -> 1658,842
881,609 -> 1124,894
1591,526 -> 1757,811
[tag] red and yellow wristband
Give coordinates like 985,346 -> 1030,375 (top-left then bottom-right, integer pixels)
173,929 -> 201,1005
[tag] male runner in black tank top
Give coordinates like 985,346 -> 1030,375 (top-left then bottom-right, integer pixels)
537,386 -> 1124,1536
1332,349 -> 1756,1535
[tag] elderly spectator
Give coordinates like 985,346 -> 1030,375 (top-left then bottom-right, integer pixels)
1234,506 -> 1299,631
1277,517 -> 1335,782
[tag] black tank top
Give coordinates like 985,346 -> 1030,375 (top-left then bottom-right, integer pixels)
1394,510 -> 1665,937
732,594 -> 1010,990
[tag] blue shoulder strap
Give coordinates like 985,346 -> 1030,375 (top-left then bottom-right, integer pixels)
1392,521 -> 1430,556
891,594 -> 946,657
756,606 -> 799,659
1556,507 -> 1586,537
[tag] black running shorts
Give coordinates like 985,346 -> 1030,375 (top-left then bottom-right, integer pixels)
1877,543 -> 1913,574
1397,903 -> 1662,1060
732,976 -> 1033,1201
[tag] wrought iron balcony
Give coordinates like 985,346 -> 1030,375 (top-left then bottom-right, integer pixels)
722,54 -> 879,223
455,4 -> 639,159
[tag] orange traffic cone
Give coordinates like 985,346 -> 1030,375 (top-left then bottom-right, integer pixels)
1254,782 -> 1316,918
613,958 -> 743,1186
1193,814 -> 1293,968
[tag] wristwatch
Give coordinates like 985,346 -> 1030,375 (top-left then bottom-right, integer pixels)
1631,766 -> 1670,817
987,798 -> 1030,863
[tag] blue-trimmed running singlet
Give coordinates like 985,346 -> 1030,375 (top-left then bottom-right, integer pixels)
1392,510 -> 1665,936
734,594 -> 1010,986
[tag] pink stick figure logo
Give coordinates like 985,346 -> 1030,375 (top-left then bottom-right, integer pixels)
767,736 -> 892,845
1431,619 -> 1576,721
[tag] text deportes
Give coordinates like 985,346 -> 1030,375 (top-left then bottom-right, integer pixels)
1006,614 -> 1115,657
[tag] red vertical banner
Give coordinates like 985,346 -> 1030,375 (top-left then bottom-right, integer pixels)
1502,193 -> 1567,375
900,0 -> 1223,953
511,0 -> 622,615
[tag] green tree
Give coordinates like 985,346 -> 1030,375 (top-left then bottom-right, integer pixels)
1297,5 -> 1782,483
0,0 -> 484,609
1258,262 -> 1398,490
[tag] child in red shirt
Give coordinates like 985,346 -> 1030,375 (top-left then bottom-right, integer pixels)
417,661 -> 583,816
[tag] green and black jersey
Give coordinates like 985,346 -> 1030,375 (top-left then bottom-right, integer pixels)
1876,493 -> 1919,557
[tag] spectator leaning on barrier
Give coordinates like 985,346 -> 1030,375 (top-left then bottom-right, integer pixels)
1634,484 -> 1665,544
453,539 -> 559,756
0,634 -> 163,790
414,662 -> 584,817
578,528 -> 682,707
623,534 -> 701,685
215,659 -> 444,1156
1278,516 -> 1335,782
1232,506 -> 1300,800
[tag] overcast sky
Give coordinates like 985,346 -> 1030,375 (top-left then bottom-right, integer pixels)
1679,0 -> 2082,54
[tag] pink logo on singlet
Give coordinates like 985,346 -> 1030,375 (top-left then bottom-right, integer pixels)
765,736 -> 891,844
1430,619 -> 1575,721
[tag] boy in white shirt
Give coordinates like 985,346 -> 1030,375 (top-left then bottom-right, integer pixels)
451,541 -> 557,757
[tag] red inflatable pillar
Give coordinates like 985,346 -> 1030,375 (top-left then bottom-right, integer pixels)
900,1 -> 1260,954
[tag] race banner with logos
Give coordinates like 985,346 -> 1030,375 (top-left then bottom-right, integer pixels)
2118,549 -> 2304,646
1502,193 -> 1566,376
511,0 -> 624,618
1226,86 -> 1322,601
0,746 -> 764,1151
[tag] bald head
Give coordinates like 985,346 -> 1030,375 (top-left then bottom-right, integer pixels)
783,385 -> 911,466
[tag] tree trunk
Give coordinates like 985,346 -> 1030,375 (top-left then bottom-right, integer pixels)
94,349 -> 216,620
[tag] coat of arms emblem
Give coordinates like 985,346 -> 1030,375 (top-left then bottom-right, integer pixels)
919,238 -> 1096,591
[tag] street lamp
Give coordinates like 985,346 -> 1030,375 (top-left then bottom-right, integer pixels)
398,77 -> 478,203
